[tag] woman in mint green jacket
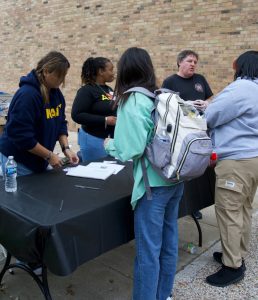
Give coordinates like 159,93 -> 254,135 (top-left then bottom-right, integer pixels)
104,47 -> 184,300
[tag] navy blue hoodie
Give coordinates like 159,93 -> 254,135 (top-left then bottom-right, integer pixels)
0,70 -> 68,172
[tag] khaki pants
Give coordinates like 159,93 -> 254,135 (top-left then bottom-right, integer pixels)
214,157 -> 258,268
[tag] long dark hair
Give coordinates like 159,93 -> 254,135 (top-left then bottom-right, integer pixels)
81,57 -> 111,85
114,47 -> 157,105
234,50 -> 258,80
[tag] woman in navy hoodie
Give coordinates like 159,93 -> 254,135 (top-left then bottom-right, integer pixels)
0,51 -> 79,175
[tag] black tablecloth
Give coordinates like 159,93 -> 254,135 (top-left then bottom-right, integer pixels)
179,167 -> 215,217
0,162 -> 214,276
0,162 -> 134,276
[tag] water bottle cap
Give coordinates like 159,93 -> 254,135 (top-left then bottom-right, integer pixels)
8,156 -> 14,159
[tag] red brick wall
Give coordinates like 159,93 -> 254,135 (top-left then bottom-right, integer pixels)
1,0 -> 257,130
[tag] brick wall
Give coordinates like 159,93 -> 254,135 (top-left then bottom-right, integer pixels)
0,0 -> 257,131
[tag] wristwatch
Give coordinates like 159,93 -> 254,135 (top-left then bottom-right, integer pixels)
62,145 -> 70,152
45,151 -> 53,161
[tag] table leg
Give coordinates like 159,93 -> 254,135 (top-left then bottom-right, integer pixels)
41,264 -> 52,300
0,252 -> 52,300
191,213 -> 202,247
0,251 -> 11,283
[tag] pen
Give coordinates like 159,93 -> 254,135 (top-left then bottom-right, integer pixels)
59,200 -> 64,212
75,185 -> 100,190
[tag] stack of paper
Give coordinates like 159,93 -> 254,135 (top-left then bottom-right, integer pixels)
66,162 -> 125,180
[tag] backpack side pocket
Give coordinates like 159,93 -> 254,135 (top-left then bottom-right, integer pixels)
145,135 -> 171,169
176,136 -> 213,180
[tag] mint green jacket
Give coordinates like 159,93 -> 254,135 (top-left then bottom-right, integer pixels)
105,92 -> 173,210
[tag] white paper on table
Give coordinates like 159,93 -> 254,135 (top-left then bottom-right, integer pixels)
65,162 -> 125,179
86,162 -> 125,175
103,160 -> 117,164
66,165 -> 114,180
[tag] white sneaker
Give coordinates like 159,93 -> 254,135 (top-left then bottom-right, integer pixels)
27,262 -> 43,276
32,266 -> 43,276
0,244 -> 7,262
16,260 -> 42,276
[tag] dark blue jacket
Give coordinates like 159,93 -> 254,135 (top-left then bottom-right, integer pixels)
0,70 -> 68,172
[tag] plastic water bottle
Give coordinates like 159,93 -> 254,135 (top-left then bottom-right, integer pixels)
158,126 -> 170,142
5,156 -> 17,192
182,242 -> 197,254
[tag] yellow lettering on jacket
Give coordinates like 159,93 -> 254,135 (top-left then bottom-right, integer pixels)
46,109 -> 52,119
45,104 -> 61,119
102,94 -> 110,101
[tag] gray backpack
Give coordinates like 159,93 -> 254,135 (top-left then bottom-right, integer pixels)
126,87 -> 213,200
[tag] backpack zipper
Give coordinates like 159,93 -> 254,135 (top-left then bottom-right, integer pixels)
163,93 -> 173,123
176,137 -> 211,179
171,103 -> 180,154
162,93 -> 180,154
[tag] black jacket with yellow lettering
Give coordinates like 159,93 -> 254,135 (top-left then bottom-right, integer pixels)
0,70 -> 68,172
71,84 -> 116,138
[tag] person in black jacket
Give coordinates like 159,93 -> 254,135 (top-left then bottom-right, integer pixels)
71,57 -> 116,162
0,51 -> 79,175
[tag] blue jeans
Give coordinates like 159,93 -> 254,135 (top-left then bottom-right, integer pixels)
133,183 -> 184,300
78,128 -> 107,162
0,153 -> 33,177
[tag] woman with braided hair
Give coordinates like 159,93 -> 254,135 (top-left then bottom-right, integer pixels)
71,57 -> 116,161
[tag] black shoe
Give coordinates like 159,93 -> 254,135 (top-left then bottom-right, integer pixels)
213,251 -> 223,264
206,265 -> 244,287
193,210 -> 202,220
213,252 -> 246,271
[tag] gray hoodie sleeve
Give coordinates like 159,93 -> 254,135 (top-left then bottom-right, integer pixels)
204,81 -> 249,129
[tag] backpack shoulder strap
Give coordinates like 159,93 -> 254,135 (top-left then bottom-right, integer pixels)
124,87 -> 155,200
155,88 -> 176,94
141,157 -> 153,200
124,87 -> 155,99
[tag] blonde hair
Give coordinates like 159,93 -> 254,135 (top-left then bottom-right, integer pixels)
35,51 -> 70,103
